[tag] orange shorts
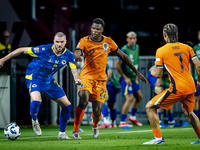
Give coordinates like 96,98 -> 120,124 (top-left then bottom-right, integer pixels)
151,89 -> 194,111
79,78 -> 107,103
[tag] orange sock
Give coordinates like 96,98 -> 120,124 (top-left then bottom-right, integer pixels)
194,127 -> 200,139
92,113 -> 102,128
152,128 -> 162,138
72,105 -> 85,133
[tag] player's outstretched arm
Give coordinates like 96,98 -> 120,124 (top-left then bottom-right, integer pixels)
71,68 -> 82,85
114,49 -> 149,84
0,47 -> 29,68
73,50 -> 82,62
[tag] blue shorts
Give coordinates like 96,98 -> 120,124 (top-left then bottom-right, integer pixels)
194,79 -> 200,96
148,71 -> 157,90
26,79 -> 66,100
120,77 -> 140,96
107,81 -> 120,103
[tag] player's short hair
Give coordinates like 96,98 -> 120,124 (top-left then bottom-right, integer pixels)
163,23 -> 178,42
55,32 -> 66,38
92,18 -> 105,28
126,31 -> 137,37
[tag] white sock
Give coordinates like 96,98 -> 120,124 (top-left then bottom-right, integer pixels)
59,131 -> 65,135
130,115 -> 136,120
155,137 -> 163,140
103,117 -> 111,125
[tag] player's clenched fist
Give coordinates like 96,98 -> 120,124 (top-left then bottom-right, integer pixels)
75,79 -> 82,85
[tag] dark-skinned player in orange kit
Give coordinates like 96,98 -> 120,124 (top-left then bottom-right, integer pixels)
72,18 -> 149,139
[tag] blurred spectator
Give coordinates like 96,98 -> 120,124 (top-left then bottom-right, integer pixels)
0,30 -> 11,72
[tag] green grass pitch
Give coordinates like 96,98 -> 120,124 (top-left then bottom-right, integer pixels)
0,125 -> 199,150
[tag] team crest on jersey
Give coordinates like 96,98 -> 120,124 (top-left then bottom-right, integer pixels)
103,43 -> 108,51
61,60 -> 67,65
42,47 -> 45,51
34,48 -> 39,53
55,60 -> 59,64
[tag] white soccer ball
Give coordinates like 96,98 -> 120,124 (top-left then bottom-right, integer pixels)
4,123 -> 21,140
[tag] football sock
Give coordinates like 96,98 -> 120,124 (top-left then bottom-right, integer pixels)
30,101 -> 41,121
194,127 -> 200,139
102,104 -> 108,117
121,114 -> 127,122
110,108 -> 117,122
152,128 -> 162,138
158,112 -> 161,121
73,105 -> 85,133
131,108 -> 137,117
59,104 -> 72,132
167,113 -> 174,122
193,110 -> 199,117
92,113 -> 102,128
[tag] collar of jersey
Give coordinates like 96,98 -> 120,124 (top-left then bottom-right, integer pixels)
52,45 -> 66,56
126,44 -> 136,50
90,36 -> 103,43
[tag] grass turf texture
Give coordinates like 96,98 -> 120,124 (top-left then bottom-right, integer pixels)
0,125 -> 199,150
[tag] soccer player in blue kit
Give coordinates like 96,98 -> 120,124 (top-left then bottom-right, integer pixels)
0,32 -> 82,139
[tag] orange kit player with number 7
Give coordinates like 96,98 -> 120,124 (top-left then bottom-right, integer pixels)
72,18 -> 149,139
144,23 -> 200,145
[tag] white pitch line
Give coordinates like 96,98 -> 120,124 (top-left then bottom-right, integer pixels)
0,127 -> 192,141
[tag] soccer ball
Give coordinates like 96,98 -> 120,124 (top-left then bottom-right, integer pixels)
4,123 -> 21,140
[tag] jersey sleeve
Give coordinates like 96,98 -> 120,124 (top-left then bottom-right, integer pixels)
188,45 -> 197,60
28,45 -> 46,57
109,38 -> 119,52
75,38 -> 85,53
156,49 -> 164,68
67,52 -> 77,69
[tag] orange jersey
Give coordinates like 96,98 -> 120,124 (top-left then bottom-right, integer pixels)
156,42 -> 197,95
76,35 -> 118,80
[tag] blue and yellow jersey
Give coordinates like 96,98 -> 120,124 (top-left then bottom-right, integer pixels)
25,44 -> 76,83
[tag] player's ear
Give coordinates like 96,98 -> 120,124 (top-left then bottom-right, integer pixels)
101,27 -> 104,33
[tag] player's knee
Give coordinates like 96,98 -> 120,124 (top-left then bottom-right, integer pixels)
145,101 -> 153,112
79,93 -> 88,109
182,108 -> 193,118
125,95 -> 134,103
136,95 -> 143,102
93,107 -> 102,117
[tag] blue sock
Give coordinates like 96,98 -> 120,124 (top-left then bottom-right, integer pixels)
60,104 -> 72,132
167,113 -> 174,122
158,112 -> 162,121
110,109 -> 117,122
102,103 -> 108,117
30,101 -> 41,121
131,108 -> 137,116
121,114 -> 127,122
193,110 -> 199,117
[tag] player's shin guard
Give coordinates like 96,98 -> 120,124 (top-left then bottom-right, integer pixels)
92,113 -> 102,127
60,104 -> 72,132
73,105 -> 85,133
30,101 -> 41,121
152,128 -> 162,138
194,127 -> 200,139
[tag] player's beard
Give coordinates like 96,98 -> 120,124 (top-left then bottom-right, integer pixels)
55,46 -> 64,52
